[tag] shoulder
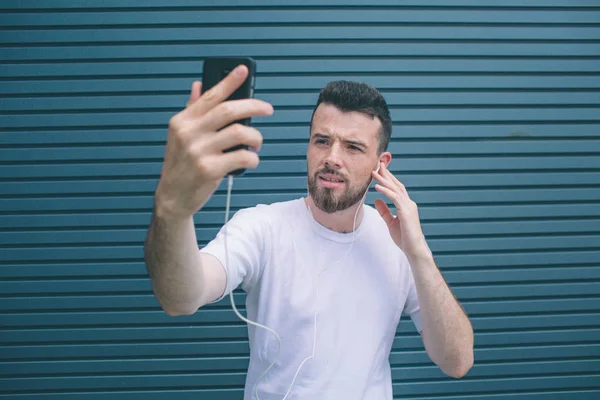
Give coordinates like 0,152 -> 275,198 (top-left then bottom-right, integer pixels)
230,198 -> 303,226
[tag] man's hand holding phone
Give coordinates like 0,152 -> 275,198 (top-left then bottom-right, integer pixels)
154,64 -> 274,221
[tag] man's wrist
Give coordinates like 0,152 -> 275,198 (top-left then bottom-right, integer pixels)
154,192 -> 192,225
406,239 -> 434,266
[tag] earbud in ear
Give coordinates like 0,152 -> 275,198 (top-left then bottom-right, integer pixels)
375,164 -> 380,174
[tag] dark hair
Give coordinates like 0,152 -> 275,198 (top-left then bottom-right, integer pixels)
310,80 -> 392,154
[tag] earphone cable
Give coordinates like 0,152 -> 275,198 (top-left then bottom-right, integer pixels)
224,174 -> 282,400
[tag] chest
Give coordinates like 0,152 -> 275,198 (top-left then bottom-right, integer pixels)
261,234 -> 409,332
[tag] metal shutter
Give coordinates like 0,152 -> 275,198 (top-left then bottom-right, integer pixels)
1,1 -> 599,399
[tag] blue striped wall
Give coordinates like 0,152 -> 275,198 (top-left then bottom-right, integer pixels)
1,1 -> 599,399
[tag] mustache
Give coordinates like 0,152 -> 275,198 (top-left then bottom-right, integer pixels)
315,167 -> 346,181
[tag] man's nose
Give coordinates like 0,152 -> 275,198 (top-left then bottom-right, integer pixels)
324,144 -> 343,169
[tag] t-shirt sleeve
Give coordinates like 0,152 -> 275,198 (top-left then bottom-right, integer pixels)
200,206 -> 267,303
403,238 -> 434,333
403,269 -> 422,333
402,245 -> 425,333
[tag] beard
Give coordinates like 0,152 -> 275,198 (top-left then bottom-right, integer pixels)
307,165 -> 371,214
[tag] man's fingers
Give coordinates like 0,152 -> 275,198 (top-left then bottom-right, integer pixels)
202,98 -> 274,132
374,199 -> 395,226
208,123 -> 263,153
374,165 -> 410,204
189,64 -> 249,116
374,183 -> 403,210
186,81 -> 202,107
372,167 -> 401,197
217,148 -> 260,175
380,162 -> 409,196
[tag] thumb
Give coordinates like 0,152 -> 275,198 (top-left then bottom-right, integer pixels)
374,199 -> 395,227
186,81 -> 202,107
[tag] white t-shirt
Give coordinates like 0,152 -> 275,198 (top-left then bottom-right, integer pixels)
200,198 -> 422,400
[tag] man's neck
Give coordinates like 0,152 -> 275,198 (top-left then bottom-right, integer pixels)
304,196 -> 364,234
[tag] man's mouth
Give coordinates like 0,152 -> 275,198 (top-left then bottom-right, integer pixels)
320,176 -> 344,183
318,173 -> 345,188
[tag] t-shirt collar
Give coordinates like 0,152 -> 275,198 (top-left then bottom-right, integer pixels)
300,197 -> 368,243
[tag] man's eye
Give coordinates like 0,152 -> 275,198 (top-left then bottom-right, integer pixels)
349,145 -> 362,151
316,139 -> 327,144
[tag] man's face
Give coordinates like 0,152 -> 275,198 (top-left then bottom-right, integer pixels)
307,103 -> 384,214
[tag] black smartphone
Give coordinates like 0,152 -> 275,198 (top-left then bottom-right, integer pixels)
202,57 -> 256,176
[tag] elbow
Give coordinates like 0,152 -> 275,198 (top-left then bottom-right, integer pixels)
152,285 -> 201,317
162,305 -> 197,317
158,299 -> 199,317
446,363 -> 472,379
443,352 -> 474,379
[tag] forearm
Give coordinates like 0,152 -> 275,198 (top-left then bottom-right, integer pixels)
408,247 -> 474,378
144,205 -> 205,316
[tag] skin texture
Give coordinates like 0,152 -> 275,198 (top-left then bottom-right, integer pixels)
144,69 -> 474,379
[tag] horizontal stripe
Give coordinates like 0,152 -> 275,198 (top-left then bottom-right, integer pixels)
1,277 -> 599,299
1,344 -> 598,376
1,295 -> 599,319
1,173 -> 599,198
2,141 -> 599,162
3,76 -> 600,94
0,377 -> 597,399
2,125 -> 599,145
3,108 -> 600,129
3,26 -> 600,44
1,189 -> 599,214
3,92 -> 600,111
2,303 -> 600,328
0,389 -> 598,400
1,329 -> 598,360
2,360 -> 600,392
2,202 -> 600,227
1,219 -> 599,245
3,324 -> 599,346
3,43 -> 600,62
2,9 -> 600,27
2,156 -> 600,182
3,0 -> 600,9
2,250 -> 599,277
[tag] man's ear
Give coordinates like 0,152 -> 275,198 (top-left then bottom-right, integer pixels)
379,151 -> 392,168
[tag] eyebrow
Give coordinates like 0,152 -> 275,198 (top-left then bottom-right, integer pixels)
313,133 -> 367,149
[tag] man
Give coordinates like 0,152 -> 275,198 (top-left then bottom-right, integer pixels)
144,64 -> 474,399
